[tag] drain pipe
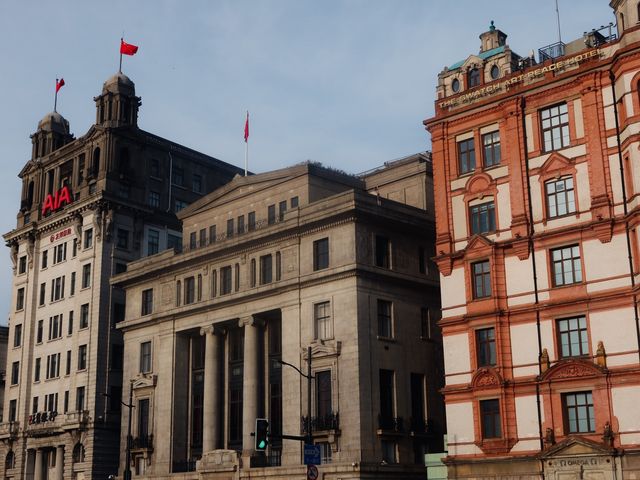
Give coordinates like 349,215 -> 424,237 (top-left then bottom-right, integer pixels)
520,97 -> 545,457
609,69 -> 640,363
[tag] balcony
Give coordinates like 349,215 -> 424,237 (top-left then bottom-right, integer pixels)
377,414 -> 404,434
539,41 -> 565,62
0,422 -> 19,440
301,412 -> 340,434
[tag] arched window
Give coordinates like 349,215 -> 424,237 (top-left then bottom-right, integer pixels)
468,68 -> 480,88
92,147 -> 100,177
5,450 -> 14,470
72,443 -> 85,463
26,180 -> 34,209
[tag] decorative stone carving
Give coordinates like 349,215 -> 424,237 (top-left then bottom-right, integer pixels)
540,348 -> 550,373
9,241 -> 18,272
26,233 -> 35,269
104,209 -> 114,242
544,427 -> 556,448
603,421 -> 614,447
472,368 -> 501,389
595,341 -> 606,368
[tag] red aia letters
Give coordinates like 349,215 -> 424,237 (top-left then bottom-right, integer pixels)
42,186 -> 72,215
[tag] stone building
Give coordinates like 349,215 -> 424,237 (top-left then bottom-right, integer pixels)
425,2 -> 640,479
112,158 -> 444,479
0,72 -> 243,479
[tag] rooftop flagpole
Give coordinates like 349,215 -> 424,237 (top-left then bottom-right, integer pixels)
119,38 -> 123,73
54,78 -> 58,113
244,111 -> 249,176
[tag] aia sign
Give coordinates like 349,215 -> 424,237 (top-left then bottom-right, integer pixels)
42,186 -> 72,215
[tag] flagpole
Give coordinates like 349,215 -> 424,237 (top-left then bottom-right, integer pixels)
119,38 -> 123,73
244,110 -> 249,176
54,79 -> 58,113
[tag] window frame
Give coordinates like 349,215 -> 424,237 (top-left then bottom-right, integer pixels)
479,398 -> 502,439
545,176 -> 576,219
550,244 -> 582,287
469,201 -> 496,235
313,238 -> 330,271
141,289 -> 153,316
457,137 -> 476,175
540,103 -> 570,152
472,260 -> 492,299
475,327 -> 496,367
314,301 -> 332,341
139,341 -> 152,374
556,315 -> 589,358
563,391 -> 595,434
377,299 -> 393,339
482,131 -> 501,168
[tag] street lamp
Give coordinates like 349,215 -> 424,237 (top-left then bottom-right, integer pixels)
102,380 -> 134,480
276,346 -> 314,445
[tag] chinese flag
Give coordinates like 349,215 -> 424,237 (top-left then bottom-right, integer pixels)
244,111 -> 249,142
56,78 -> 65,92
120,39 -> 139,56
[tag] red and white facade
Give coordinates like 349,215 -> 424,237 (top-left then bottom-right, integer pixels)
426,2 -> 640,478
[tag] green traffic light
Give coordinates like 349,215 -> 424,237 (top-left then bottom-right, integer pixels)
258,440 -> 266,449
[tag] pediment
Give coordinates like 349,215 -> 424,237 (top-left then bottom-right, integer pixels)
465,172 -> 495,197
540,358 -> 605,382
460,55 -> 483,71
540,436 -> 613,459
304,340 -> 342,359
471,367 -> 502,389
465,234 -> 494,252
132,373 -> 157,390
539,152 -> 575,177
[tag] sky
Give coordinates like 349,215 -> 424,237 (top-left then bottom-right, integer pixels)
0,0 -> 615,320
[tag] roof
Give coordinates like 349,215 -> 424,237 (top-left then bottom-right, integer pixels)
449,45 -> 505,70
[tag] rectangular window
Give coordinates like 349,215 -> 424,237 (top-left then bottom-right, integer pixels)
138,398 -> 150,437
313,238 -> 329,271
116,228 -> 129,249
53,242 -> 67,264
36,320 -> 43,344
13,324 -> 22,348
148,191 -> 160,208
18,255 -> 27,274
469,201 -> 496,234
70,272 -> 76,296
48,314 -> 63,340
557,316 -> 589,357
472,260 -> 492,298
32,397 -> 38,414
199,228 -> 206,247
546,177 -> 576,218
226,219 -> 234,238
192,173 -> 202,193
64,391 -> 69,413
551,245 -> 582,286
72,238 -> 78,257
260,254 -> 273,284
421,307 -> 432,339
377,299 -> 393,338
291,196 -> 299,208
174,199 -> 188,212
45,392 -> 58,413
68,311 -> 74,335
237,215 -> 245,234
46,353 -> 60,379
150,158 -> 160,177
34,358 -> 41,382
42,250 -> 48,269
208,225 -> 217,244
66,350 -> 71,375
189,232 -> 197,250
541,103 -> 570,152
50,276 -> 65,301
476,327 -> 496,366
278,200 -> 287,221
147,229 -> 160,255
458,138 -> 476,174
185,277 -> 195,304
480,399 -> 502,438
314,301 -> 332,340
172,166 -> 184,186
16,288 -> 24,311
563,391 -> 595,433
316,370 -> 332,418
482,131 -> 501,167
248,211 -> 256,231
268,204 -> 276,225
9,400 -> 16,422
80,303 -> 89,329
83,228 -> 93,249
39,283 -> 46,306
78,345 -> 87,370
10,361 -> 19,385
140,341 -> 152,373
375,235 -> 390,268
76,386 -> 85,411
379,369 -> 395,424
167,234 -> 181,251
141,289 -> 153,316
220,266 -> 232,295
81,263 -> 91,288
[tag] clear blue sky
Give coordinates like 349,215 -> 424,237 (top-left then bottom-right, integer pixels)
0,1 -> 615,320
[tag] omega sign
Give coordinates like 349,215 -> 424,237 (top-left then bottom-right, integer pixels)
41,185 -> 72,215
439,49 -> 601,108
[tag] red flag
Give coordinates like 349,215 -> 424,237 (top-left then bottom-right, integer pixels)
56,78 -> 65,93
244,111 -> 249,142
120,39 -> 139,56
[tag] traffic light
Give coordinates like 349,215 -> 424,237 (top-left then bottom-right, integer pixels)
255,418 -> 269,451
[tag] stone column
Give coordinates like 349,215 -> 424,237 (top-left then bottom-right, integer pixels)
55,445 -> 64,480
34,449 -> 43,480
201,325 -> 223,452
240,316 -> 261,461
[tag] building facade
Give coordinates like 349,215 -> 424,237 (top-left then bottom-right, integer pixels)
112,160 -> 444,479
1,73 -> 243,479
425,2 -> 640,479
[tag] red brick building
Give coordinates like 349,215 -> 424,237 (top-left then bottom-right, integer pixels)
425,2 -> 640,478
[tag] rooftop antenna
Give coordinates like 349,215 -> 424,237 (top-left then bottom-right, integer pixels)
555,0 -> 563,44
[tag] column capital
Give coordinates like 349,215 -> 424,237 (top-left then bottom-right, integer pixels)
238,316 -> 264,328
200,324 -> 226,336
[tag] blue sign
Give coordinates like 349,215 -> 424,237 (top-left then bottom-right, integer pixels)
304,444 -> 321,465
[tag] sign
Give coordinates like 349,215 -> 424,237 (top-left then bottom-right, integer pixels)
304,444 -> 321,466
42,185 -> 73,215
50,227 -> 72,243
439,48 -> 601,109
28,410 -> 58,425
307,464 -> 318,480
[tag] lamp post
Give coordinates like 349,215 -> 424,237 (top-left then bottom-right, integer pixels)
103,380 -> 134,480
276,346 -> 313,445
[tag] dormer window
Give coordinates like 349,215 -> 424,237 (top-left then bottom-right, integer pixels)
468,68 -> 480,88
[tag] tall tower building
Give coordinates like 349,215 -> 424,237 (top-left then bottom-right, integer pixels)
425,3 -> 640,479
0,72 -> 243,479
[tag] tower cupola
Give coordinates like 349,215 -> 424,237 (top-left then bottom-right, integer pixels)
30,111 -> 73,159
94,72 -> 141,128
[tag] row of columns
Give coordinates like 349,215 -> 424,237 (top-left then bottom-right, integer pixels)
33,445 -> 64,480
200,316 -> 261,459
